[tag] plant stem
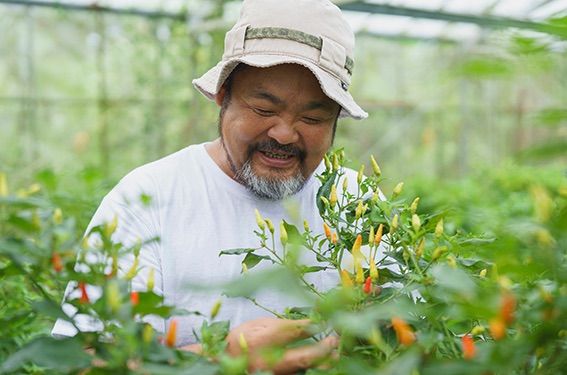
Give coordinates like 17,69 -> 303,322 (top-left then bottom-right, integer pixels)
247,297 -> 285,318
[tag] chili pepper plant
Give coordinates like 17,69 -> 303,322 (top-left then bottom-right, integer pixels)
0,149 -> 565,374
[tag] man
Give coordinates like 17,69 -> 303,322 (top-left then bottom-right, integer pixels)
54,0 -> 367,372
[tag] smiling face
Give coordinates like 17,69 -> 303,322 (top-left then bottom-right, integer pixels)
211,63 -> 340,200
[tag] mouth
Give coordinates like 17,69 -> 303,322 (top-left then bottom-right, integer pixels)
249,140 -> 305,171
260,150 -> 295,160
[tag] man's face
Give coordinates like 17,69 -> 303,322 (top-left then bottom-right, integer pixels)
217,64 -> 340,200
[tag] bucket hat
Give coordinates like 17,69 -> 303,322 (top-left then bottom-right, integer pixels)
192,0 -> 368,120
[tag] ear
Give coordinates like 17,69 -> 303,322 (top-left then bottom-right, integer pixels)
215,86 -> 227,107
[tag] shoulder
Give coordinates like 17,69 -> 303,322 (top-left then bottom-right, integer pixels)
109,144 -> 205,204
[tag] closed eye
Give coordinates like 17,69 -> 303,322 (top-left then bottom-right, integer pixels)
302,117 -> 323,125
253,108 -> 275,117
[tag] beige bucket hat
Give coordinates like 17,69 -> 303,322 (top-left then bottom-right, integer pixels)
192,0 -> 368,120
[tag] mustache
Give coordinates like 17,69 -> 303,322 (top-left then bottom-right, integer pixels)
249,140 -> 306,160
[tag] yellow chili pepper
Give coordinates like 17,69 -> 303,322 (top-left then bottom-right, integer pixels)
357,165 -> 365,185
355,200 -> 364,219
329,184 -> 338,208
125,256 -> 139,280
147,267 -> 155,291
390,215 -> 399,234
392,182 -> 404,198
355,261 -> 364,284
265,218 -> 274,234
324,155 -> 331,171
369,261 -> 378,281
143,324 -> 154,344
435,219 -> 444,238
370,155 -> 381,177
53,208 -> 63,225
280,221 -> 288,247
104,215 -> 118,238
415,238 -> 425,259
332,154 -> 340,171
412,214 -> 421,232
106,281 -> 120,313
340,269 -> 354,287
351,234 -> 362,257
254,209 -> 266,231
210,299 -> 222,319
410,197 -> 420,214
368,226 -> 375,247
471,325 -> 485,336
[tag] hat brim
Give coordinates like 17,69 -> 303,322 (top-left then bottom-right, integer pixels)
192,55 -> 368,120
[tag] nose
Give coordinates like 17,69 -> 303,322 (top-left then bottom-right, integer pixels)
266,117 -> 300,145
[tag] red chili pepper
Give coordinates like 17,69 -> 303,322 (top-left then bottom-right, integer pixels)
51,252 -> 63,273
130,291 -> 139,306
79,282 -> 89,304
462,334 -> 476,360
363,276 -> 372,294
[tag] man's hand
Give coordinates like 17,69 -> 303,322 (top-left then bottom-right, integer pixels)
226,318 -> 338,374
181,318 -> 338,374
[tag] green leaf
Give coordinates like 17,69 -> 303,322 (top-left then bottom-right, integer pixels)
316,171 -> 337,215
242,253 -> 271,270
222,267 -> 312,303
1,336 -> 91,372
219,248 -> 257,256
378,348 -> 421,375
133,291 -> 173,317
430,264 -> 477,298
282,221 -> 303,246
300,265 -> 328,273
31,300 -> 71,322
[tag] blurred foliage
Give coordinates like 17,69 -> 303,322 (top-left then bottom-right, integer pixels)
1,149 -> 566,374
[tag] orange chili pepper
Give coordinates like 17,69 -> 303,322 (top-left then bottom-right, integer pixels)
130,291 -> 139,306
391,317 -> 416,346
363,276 -> 372,294
489,318 -> 506,340
323,223 -> 332,240
500,292 -> 516,325
331,231 -> 338,244
165,319 -> 178,347
374,224 -> 384,247
462,334 -> 476,360
51,252 -> 63,273
79,282 -> 89,304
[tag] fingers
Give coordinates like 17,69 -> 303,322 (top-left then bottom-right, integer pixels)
269,335 -> 340,375
227,318 -> 315,355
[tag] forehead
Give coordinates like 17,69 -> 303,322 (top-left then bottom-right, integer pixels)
230,64 -> 339,111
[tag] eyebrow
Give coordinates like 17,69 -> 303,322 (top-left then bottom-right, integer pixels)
250,89 -> 336,113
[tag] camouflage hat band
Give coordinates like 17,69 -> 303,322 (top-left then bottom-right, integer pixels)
245,27 -> 354,75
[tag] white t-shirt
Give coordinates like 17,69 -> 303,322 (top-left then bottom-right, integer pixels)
53,142 -> 360,345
